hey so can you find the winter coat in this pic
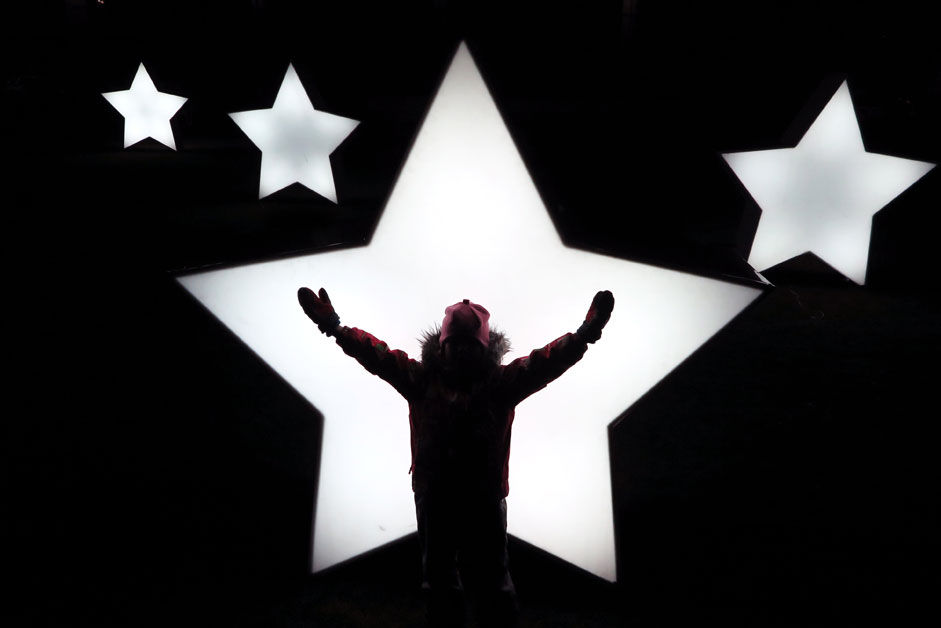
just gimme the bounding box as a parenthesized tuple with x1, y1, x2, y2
(331, 324, 590, 500)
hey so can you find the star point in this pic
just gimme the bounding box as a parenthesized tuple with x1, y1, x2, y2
(228, 63, 360, 202)
(723, 81, 935, 284)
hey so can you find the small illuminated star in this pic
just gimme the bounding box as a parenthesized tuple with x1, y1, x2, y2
(229, 64, 360, 202)
(723, 81, 935, 284)
(179, 44, 762, 581)
(101, 63, 188, 150)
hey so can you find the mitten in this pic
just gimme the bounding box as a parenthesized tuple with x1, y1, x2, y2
(298, 287, 341, 336)
(576, 290, 614, 343)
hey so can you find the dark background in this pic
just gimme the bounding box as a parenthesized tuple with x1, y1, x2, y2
(8, 1, 939, 626)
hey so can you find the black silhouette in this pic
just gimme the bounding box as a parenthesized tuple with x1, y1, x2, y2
(298, 287, 614, 627)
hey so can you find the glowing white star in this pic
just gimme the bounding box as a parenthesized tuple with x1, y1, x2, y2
(228, 64, 360, 201)
(101, 63, 188, 150)
(178, 44, 762, 581)
(723, 81, 935, 284)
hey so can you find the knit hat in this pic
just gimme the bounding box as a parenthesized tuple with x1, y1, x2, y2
(440, 299, 490, 348)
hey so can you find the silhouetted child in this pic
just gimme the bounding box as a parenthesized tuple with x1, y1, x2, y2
(298, 287, 614, 628)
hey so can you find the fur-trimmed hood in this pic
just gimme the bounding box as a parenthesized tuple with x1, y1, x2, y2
(419, 324, 511, 367)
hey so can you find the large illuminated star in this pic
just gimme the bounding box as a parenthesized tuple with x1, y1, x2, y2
(178, 44, 762, 581)
(723, 81, 935, 284)
(229, 64, 360, 201)
(102, 63, 188, 150)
